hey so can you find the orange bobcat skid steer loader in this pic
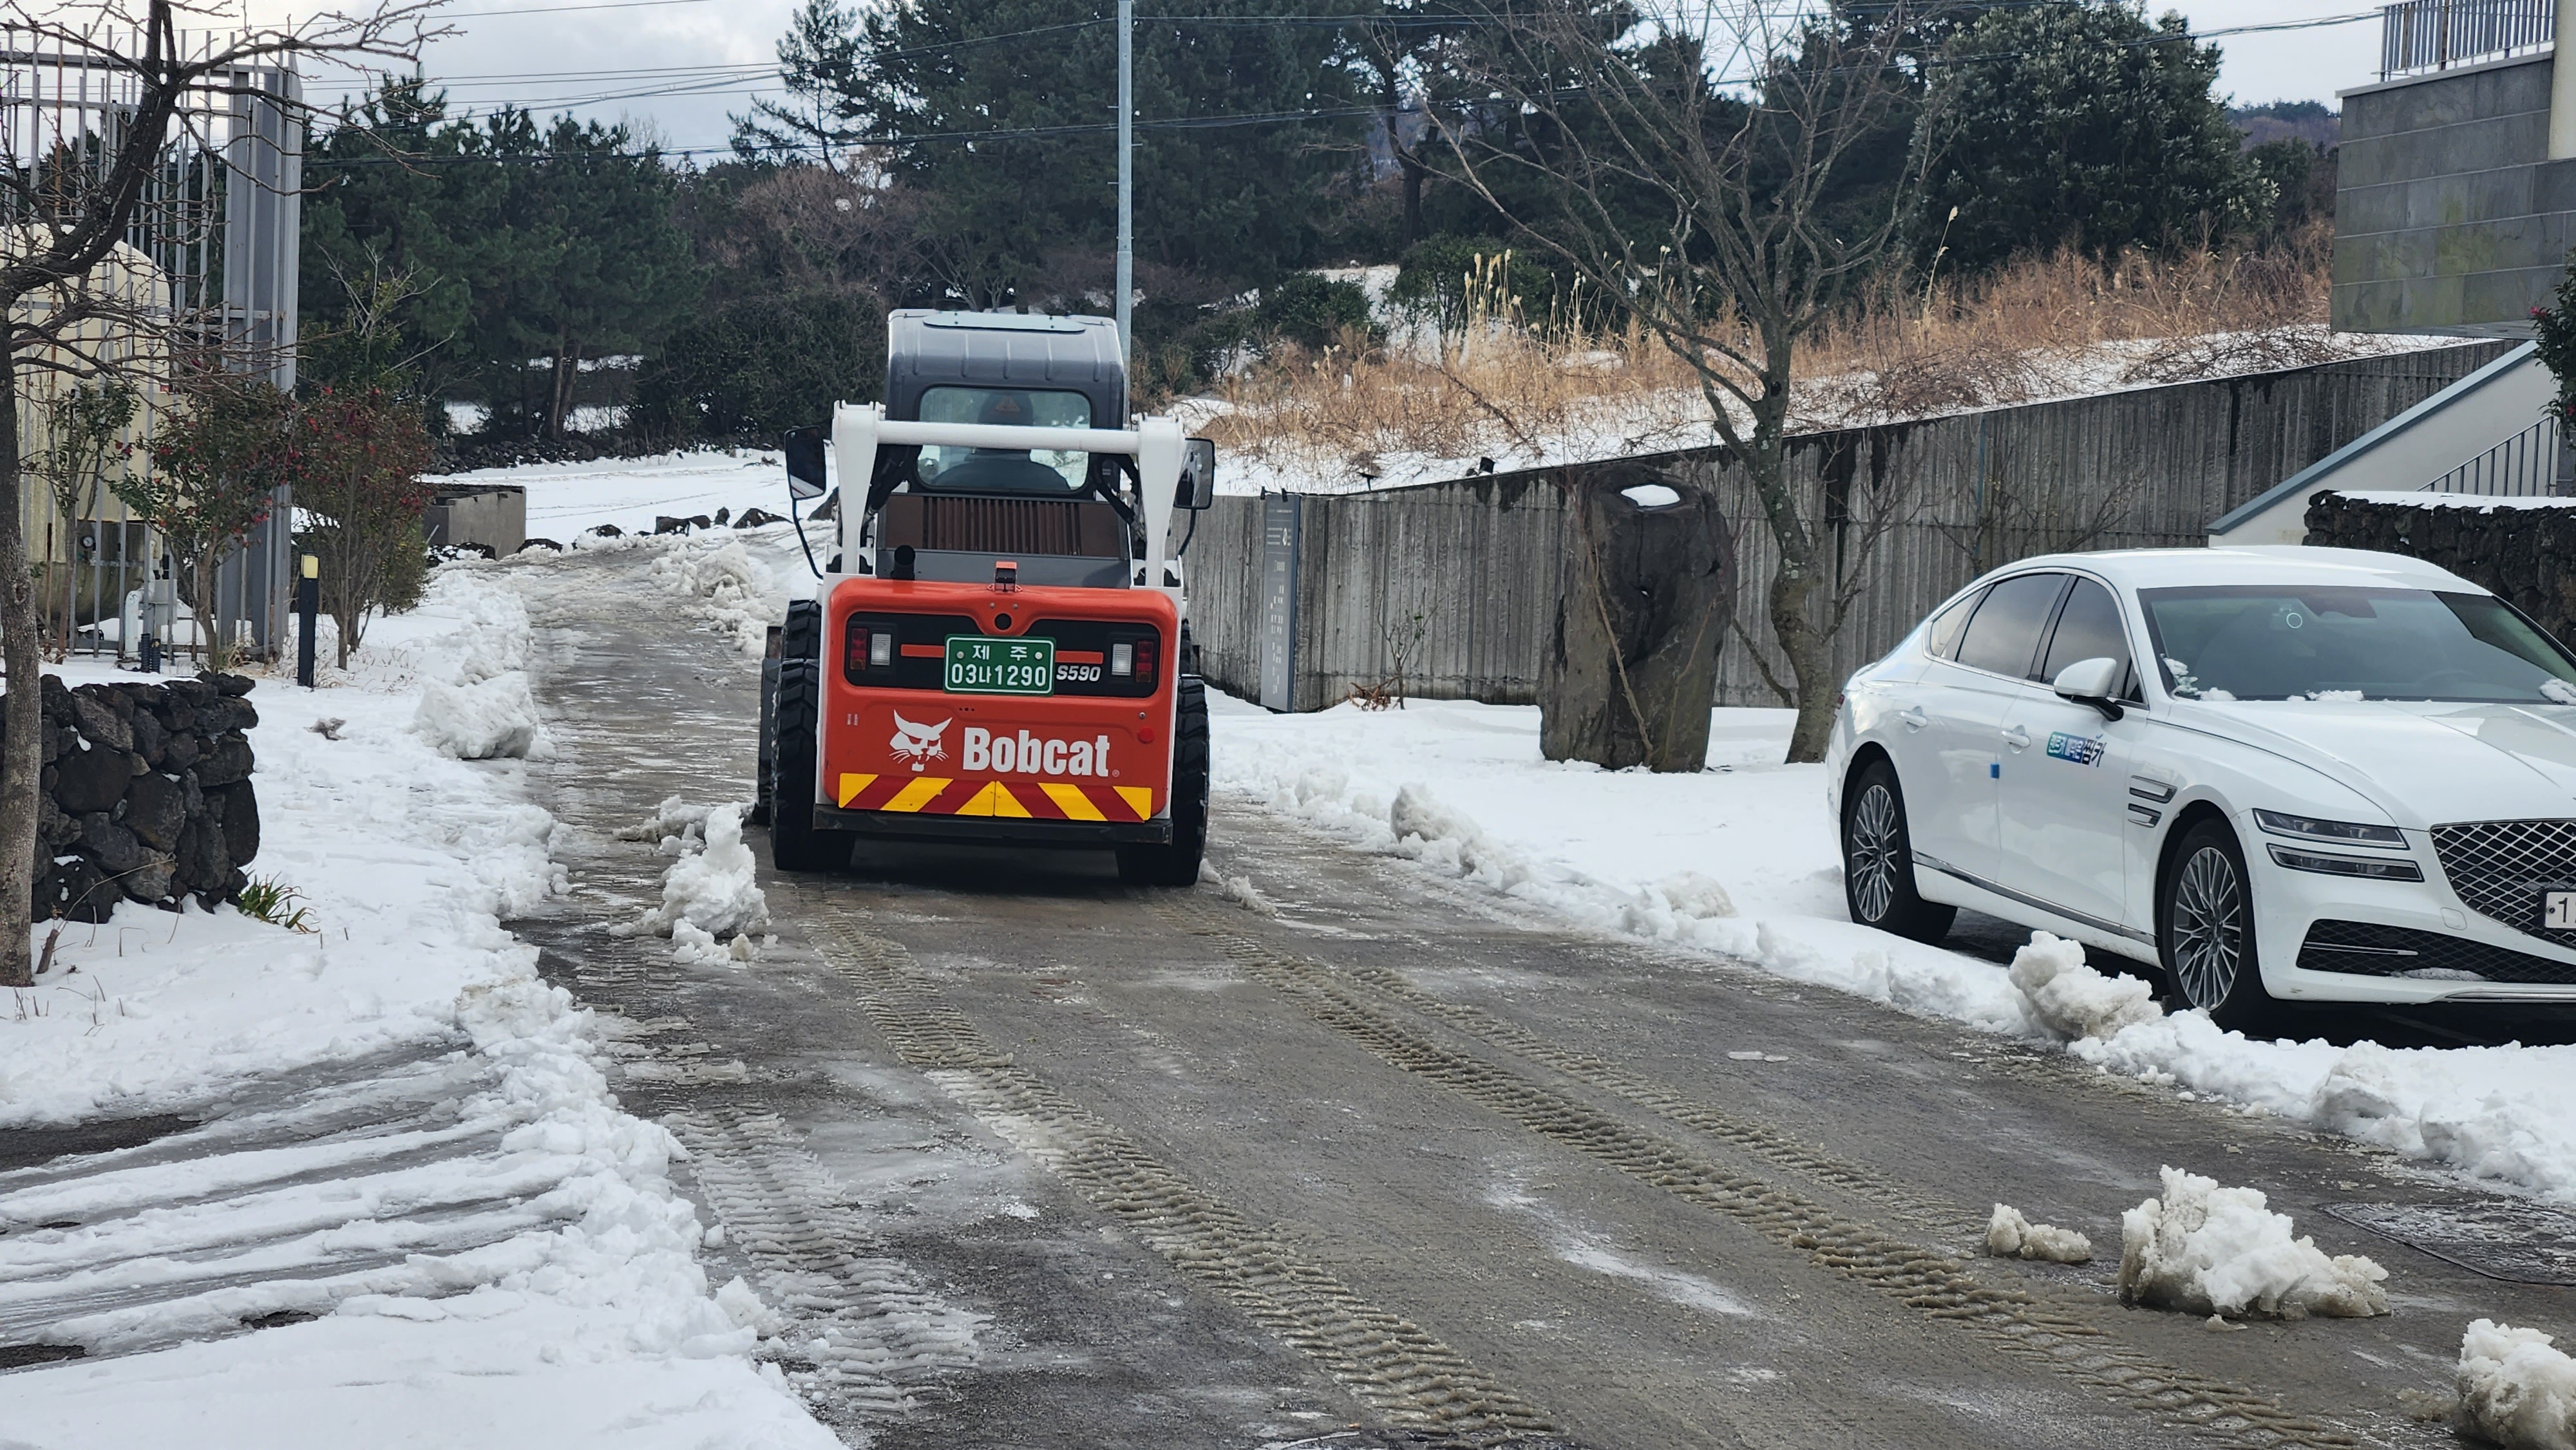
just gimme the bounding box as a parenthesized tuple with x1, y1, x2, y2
(757, 310, 1214, 884)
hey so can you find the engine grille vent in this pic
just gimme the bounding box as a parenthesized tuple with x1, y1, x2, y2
(883, 494, 1123, 558)
(2298, 919, 2576, 985)
(2430, 818, 2576, 950)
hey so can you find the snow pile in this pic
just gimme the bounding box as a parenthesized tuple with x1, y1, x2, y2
(2009, 932, 2162, 1041)
(1986, 1204, 2094, 1263)
(1213, 693, 2576, 1205)
(617, 793, 714, 853)
(367, 567, 535, 690)
(2116, 1165, 2389, 1319)
(0, 569, 833, 1445)
(621, 803, 770, 961)
(1217, 699, 2035, 1037)
(2458, 1319, 2576, 1450)
(415, 671, 549, 760)
(650, 538, 780, 657)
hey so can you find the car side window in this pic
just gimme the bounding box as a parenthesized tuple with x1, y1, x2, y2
(1924, 587, 1988, 661)
(2039, 578, 2136, 692)
(1954, 573, 2069, 679)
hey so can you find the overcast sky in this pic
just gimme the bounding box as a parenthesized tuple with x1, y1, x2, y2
(264, 0, 2389, 160)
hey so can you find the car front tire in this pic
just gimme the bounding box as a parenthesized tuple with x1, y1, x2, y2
(2161, 820, 2275, 1033)
(1842, 758, 1955, 945)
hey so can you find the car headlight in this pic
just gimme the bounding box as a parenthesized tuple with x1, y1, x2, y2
(2252, 809, 2407, 849)
(2265, 845, 2425, 881)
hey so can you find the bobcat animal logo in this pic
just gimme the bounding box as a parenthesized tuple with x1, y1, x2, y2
(889, 713, 951, 771)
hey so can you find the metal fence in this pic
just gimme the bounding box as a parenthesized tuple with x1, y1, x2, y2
(2420, 414, 2571, 494)
(2381, 0, 2557, 79)
(1, 27, 300, 663)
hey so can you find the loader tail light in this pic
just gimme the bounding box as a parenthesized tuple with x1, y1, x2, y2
(846, 624, 893, 673)
(1110, 641, 1135, 677)
(1133, 636, 1158, 681)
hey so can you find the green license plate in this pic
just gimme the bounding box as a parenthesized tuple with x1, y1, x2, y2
(943, 636, 1055, 695)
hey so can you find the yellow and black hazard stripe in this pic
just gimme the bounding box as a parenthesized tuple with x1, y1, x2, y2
(835, 773, 1157, 822)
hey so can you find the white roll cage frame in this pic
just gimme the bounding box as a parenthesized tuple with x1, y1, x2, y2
(829, 402, 1186, 596)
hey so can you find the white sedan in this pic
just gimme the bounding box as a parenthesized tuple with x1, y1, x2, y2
(1826, 546, 2576, 1028)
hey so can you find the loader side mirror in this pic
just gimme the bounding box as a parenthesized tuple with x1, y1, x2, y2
(1179, 438, 1216, 510)
(782, 426, 828, 501)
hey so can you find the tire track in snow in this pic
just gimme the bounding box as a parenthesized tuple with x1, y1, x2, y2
(807, 905, 1566, 1449)
(659, 1106, 983, 1426)
(1161, 898, 2377, 1450)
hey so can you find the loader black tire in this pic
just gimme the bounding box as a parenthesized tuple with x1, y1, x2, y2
(768, 658, 837, 872)
(782, 599, 822, 661)
(1117, 675, 1209, 887)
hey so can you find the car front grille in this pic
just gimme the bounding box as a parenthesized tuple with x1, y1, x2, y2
(2298, 919, 2576, 985)
(2430, 818, 2576, 950)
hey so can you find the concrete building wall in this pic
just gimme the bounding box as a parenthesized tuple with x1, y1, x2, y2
(2336, 53, 2576, 335)
(1192, 344, 2508, 711)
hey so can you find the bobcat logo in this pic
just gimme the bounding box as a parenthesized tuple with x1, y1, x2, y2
(889, 713, 951, 771)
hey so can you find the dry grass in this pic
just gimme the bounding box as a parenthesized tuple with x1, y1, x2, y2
(1199, 225, 2344, 490)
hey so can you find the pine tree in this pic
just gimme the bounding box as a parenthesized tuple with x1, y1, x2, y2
(1916, 4, 2264, 272)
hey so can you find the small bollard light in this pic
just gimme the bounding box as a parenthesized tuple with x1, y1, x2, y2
(296, 553, 320, 689)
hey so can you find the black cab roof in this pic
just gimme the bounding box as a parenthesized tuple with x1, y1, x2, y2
(884, 310, 1127, 427)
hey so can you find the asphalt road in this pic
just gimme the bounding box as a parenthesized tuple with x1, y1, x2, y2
(510, 549, 2570, 1449)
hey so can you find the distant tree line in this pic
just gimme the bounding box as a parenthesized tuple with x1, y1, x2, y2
(295, 0, 2338, 453)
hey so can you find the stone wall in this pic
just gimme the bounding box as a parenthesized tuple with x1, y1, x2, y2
(2302, 491, 2576, 642)
(30, 672, 261, 921)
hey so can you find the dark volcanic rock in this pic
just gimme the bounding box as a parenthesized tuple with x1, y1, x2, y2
(56, 744, 142, 813)
(68, 689, 131, 753)
(194, 734, 253, 788)
(34, 856, 114, 923)
(208, 782, 260, 865)
(124, 773, 187, 851)
(77, 813, 144, 876)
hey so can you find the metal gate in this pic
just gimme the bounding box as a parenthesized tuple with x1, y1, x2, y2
(1, 27, 299, 663)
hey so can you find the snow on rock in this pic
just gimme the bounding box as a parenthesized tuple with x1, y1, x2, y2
(622, 803, 770, 959)
(415, 671, 550, 760)
(1986, 1204, 2094, 1263)
(2458, 1318, 2576, 1450)
(2116, 1165, 2389, 1319)
(2009, 932, 2162, 1041)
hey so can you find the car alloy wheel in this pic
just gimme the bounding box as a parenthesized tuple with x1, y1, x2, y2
(2171, 843, 2244, 1010)
(1848, 782, 1901, 925)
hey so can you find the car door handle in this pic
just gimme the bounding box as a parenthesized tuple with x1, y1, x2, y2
(2002, 725, 2032, 749)
(1899, 707, 1929, 732)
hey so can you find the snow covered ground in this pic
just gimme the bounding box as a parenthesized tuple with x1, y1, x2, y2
(1211, 693, 2576, 1207)
(440, 449, 815, 543)
(0, 569, 833, 1448)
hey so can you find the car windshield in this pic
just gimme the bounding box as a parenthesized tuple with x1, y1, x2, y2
(2140, 585, 2576, 703)
(915, 386, 1091, 494)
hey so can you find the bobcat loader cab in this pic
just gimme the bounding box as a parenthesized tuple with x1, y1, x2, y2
(757, 310, 1215, 884)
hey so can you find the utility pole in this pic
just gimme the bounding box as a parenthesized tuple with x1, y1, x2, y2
(1116, 0, 1133, 368)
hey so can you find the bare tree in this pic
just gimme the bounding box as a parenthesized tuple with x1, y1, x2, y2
(0, 0, 438, 986)
(1434, 2, 1946, 763)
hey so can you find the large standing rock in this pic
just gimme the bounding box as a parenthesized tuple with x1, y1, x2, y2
(1538, 465, 1735, 773)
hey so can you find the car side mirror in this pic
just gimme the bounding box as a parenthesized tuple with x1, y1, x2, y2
(782, 426, 828, 501)
(1179, 438, 1215, 510)
(2052, 656, 2125, 721)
